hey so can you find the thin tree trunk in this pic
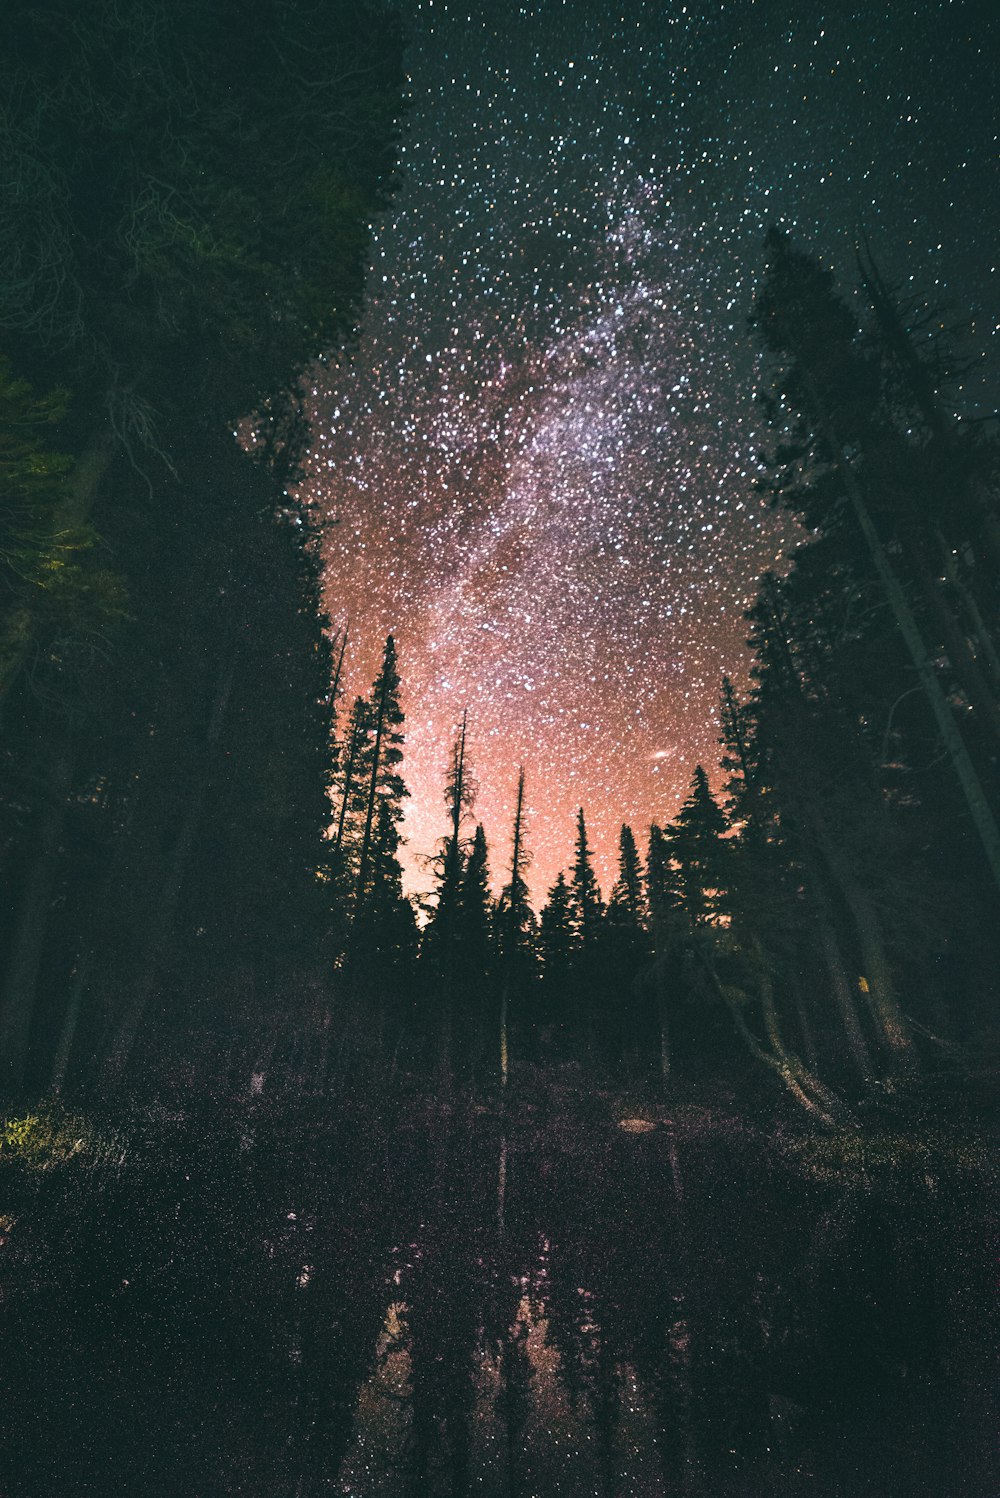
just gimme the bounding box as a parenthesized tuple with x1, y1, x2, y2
(499, 983, 509, 1091)
(330, 627, 348, 726)
(702, 947, 843, 1127)
(806, 810, 917, 1076)
(354, 672, 389, 909)
(436, 717, 467, 1096)
(790, 973, 820, 1071)
(753, 948, 846, 1121)
(334, 732, 360, 851)
(104, 789, 202, 1082)
(0, 742, 75, 1097)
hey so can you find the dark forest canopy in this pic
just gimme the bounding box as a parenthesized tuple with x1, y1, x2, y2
(0, 0, 401, 400)
(0, 0, 405, 1098)
(0, 0, 403, 697)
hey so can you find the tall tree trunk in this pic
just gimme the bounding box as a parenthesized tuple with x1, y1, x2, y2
(790, 973, 820, 1071)
(333, 732, 360, 852)
(0, 742, 75, 1098)
(805, 808, 917, 1076)
(753, 943, 845, 1121)
(330, 626, 348, 730)
(354, 673, 389, 909)
(436, 716, 467, 1095)
(702, 945, 844, 1127)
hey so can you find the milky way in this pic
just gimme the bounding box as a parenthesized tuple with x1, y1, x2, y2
(303, 0, 998, 901)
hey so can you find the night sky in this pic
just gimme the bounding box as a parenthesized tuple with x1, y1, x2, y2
(303, 0, 997, 901)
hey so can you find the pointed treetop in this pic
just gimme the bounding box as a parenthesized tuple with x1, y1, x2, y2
(539, 868, 575, 976)
(608, 823, 646, 927)
(497, 769, 534, 954)
(570, 806, 604, 942)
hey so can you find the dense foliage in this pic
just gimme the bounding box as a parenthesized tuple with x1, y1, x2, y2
(0, 0, 404, 1097)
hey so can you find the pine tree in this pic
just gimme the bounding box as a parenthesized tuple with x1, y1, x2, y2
(496, 769, 535, 963)
(569, 807, 604, 953)
(355, 635, 408, 911)
(421, 714, 476, 976)
(668, 767, 729, 929)
(453, 822, 495, 1072)
(332, 696, 373, 858)
(604, 824, 649, 971)
(720, 560, 933, 1098)
(0, 2, 405, 1098)
(720, 666, 876, 1084)
(607, 825, 647, 928)
(601, 825, 649, 1070)
(640, 825, 683, 1087)
(455, 823, 494, 988)
(645, 824, 684, 945)
(328, 624, 349, 753)
(495, 769, 536, 1088)
(421, 715, 479, 1089)
(351, 799, 417, 994)
(540, 872, 575, 994)
(0, 0, 404, 703)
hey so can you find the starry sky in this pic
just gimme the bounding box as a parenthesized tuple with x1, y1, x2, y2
(303, 0, 998, 903)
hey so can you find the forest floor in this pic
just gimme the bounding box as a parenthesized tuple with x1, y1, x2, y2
(1, 1050, 997, 1177)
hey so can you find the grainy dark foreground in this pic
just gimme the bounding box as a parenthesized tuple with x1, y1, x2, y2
(0, 1075, 994, 1497)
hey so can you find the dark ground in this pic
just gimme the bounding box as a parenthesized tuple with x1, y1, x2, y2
(0, 1067, 995, 1497)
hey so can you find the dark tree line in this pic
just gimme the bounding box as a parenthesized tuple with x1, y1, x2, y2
(0, 0, 404, 1100)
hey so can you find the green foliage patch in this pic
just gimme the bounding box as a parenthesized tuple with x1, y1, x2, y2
(0, 1106, 124, 1169)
